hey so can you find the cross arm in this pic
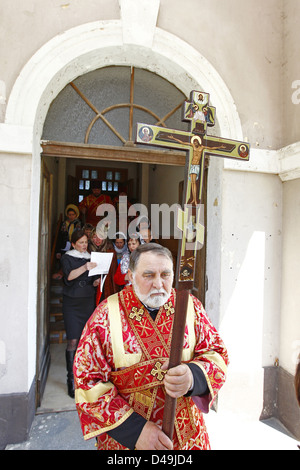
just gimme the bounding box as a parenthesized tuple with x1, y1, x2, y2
(136, 123, 191, 150)
(201, 136, 250, 161)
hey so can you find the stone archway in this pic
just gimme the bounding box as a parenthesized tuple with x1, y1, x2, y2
(5, 3, 244, 394)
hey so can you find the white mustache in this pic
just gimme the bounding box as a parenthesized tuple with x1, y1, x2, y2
(149, 289, 167, 295)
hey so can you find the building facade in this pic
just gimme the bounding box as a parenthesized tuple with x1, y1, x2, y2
(0, 0, 300, 448)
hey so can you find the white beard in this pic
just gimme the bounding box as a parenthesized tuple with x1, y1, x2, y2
(132, 277, 170, 309)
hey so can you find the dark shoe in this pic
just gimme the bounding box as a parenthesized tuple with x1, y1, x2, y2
(65, 350, 76, 398)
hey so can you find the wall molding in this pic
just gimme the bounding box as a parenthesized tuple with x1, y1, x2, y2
(0, 123, 33, 155)
(5, 3, 243, 141)
(224, 142, 300, 181)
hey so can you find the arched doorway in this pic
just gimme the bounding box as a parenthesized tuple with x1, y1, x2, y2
(39, 65, 211, 409)
(5, 16, 243, 414)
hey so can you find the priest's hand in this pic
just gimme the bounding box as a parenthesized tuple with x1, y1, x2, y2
(135, 421, 173, 450)
(162, 361, 193, 398)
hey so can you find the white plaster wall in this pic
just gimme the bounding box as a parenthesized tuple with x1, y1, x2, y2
(0, 0, 286, 149)
(280, 178, 300, 374)
(158, 0, 284, 150)
(0, 153, 32, 393)
(283, 0, 300, 147)
(1, 1, 245, 394)
(148, 165, 184, 207)
(0, 1, 299, 417)
(0, 0, 121, 99)
(214, 168, 282, 418)
(220, 170, 282, 365)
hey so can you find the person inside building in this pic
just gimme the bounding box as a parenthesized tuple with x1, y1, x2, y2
(79, 179, 112, 227)
(73, 243, 229, 450)
(139, 227, 157, 244)
(82, 223, 94, 240)
(56, 204, 82, 256)
(113, 231, 129, 264)
(60, 229, 100, 398)
(52, 204, 82, 280)
(88, 227, 119, 304)
(136, 215, 150, 233)
(114, 234, 140, 288)
(135, 215, 158, 244)
(113, 190, 132, 218)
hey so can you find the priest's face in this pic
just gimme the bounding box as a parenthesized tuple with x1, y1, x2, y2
(128, 252, 174, 308)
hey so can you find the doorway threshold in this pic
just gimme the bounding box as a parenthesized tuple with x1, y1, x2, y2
(36, 343, 76, 415)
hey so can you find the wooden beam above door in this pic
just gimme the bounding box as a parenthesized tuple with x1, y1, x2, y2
(41, 141, 186, 167)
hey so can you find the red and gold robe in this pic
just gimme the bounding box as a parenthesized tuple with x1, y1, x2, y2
(74, 285, 229, 450)
(79, 193, 112, 226)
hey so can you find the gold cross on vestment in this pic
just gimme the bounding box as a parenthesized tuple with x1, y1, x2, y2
(164, 302, 175, 317)
(150, 361, 166, 381)
(129, 306, 144, 322)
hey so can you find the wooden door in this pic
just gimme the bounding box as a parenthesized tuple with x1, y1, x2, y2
(36, 160, 53, 407)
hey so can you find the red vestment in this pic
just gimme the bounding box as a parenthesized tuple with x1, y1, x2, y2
(79, 193, 112, 226)
(74, 285, 229, 450)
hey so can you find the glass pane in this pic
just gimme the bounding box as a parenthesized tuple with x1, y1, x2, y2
(79, 179, 84, 190)
(102, 181, 107, 191)
(115, 171, 121, 181)
(85, 180, 90, 190)
(106, 171, 113, 180)
(91, 170, 98, 179)
(78, 195, 84, 203)
(108, 182, 113, 191)
(114, 182, 118, 192)
(82, 169, 89, 179)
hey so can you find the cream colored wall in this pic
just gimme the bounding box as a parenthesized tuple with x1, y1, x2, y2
(148, 164, 185, 237)
(0, 0, 120, 101)
(148, 165, 184, 206)
(283, 0, 300, 147)
(280, 178, 300, 374)
(159, 0, 284, 149)
(204, 161, 284, 418)
(0, 0, 299, 416)
(0, 153, 31, 393)
(0, 0, 288, 149)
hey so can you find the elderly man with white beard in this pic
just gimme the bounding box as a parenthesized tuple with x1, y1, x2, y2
(73, 243, 229, 451)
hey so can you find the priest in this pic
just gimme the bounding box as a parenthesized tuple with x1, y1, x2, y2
(79, 179, 112, 227)
(73, 243, 229, 450)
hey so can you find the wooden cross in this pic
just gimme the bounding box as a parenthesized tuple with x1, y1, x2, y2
(136, 90, 250, 439)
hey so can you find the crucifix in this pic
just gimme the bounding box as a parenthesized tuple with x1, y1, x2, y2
(135, 90, 250, 439)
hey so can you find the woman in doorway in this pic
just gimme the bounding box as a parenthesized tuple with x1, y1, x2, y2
(61, 229, 100, 398)
(88, 227, 119, 303)
(114, 234, 140, 288)
(53, 204, 81, 279)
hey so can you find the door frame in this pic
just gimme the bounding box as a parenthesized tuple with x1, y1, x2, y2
(41, 141, 186, 166)
(41, 141, 208, 305)
(36, 160, 53, 407)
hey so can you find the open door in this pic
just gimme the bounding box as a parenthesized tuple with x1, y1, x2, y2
(36, 160, 53, 407)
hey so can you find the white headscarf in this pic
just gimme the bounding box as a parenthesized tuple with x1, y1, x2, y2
(113, 232, 128, 256)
